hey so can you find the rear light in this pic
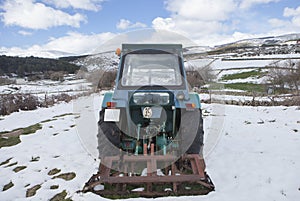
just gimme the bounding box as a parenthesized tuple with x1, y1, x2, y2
(185, 103, 196, 110)
(106, 102, 116, 108)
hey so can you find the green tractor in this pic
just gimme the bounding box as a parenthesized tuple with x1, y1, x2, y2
(84, 44, 214, 198)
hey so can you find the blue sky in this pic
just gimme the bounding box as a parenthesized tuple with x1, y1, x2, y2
(0, 0, 300, 57)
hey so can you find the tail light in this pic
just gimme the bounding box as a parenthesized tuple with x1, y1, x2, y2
(185, 103, 196, 111)
(106, 102, 117, 108)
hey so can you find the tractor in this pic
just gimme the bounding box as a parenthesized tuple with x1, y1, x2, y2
(83, 44, 214, 198)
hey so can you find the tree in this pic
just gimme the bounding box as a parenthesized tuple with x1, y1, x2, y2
(268, 59, 300, 94)
(185, 62, 215, 88)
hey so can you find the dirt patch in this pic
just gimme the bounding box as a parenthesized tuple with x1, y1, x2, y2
(5, 161, 17, 167)
(52, 172, 76, 181)
(26, 184, 41, 197)
(13, 166, 27, 172)
(50, 185, 59, 190)
(2, 181, 14, 191)
(49, 190, 72, 201)
(0, 157, 13, 166)
(48, 168, 61, 176)
(0, 136, 21, 148)
(30, 156, 40, 162)
(1, 129, 23, 138)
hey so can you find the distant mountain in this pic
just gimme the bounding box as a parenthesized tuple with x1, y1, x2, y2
(2, 33, 300, 73)
(68, 33, 300, 72)
(219, 33, 300, 47)
(0, 49, 76, 59)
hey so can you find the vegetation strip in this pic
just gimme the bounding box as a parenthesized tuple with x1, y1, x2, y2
(224, 83, 265, 92)
(0, 123, 42, 148)
(221, 70, 263, 81)
(53, 113, 75, 118)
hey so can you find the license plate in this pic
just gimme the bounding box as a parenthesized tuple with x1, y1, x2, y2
(104, 109, 120, 122)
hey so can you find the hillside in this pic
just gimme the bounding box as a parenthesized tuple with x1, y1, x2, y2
(0, 55, 80, 77)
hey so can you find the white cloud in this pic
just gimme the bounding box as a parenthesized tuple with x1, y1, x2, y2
(267, 6, 300, 34)
(165, 0, 237, 21)
(284, 6, 300, 17)
(152, 17, 176, 30)
(116, 19, 147, 30)
(44, 32, 116, 54)
(268, 18, 287, 28)
(239, 0, 281, 9)
(0, 0, 87, 29)
(0, 32, 116, 57)
(151, 0, 294, 46)
(151, 0, 237, 45)
(18, 30, 33, 36)
(42, 0, 104, 11)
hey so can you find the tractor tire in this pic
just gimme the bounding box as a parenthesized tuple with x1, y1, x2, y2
(97, 109, 120, 159)
(180, 109, 204, 154)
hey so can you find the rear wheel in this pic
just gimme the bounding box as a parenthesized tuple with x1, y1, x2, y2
(180, 109, 204, 154)
(97, 110, 120, 159)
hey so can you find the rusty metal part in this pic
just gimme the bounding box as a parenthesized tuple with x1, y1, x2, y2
(81, 154, 214, 198)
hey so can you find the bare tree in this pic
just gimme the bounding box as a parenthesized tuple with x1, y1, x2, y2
(86, 69, 117, 90)
(186, 62, 216, 88)
(268, 59, 300, 94)
(87, 69, 105, 91)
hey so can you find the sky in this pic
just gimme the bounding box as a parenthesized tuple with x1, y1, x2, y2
(0, 0, 300, 57)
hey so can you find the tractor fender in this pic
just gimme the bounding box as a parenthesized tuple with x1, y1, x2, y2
(188, 92, 201, 108)
(101, 92, 113, 109)
(175, 92, 201, 109)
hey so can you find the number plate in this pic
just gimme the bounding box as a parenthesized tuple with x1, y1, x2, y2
(143, 107, 152, 118)
(104, 109, 120, 122)
(142, 107, 162, 118)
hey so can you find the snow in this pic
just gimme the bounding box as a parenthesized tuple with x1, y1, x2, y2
(0, 95, 102, 200)
(73, 51, 119, 72)
(0, 79, 92, 96)
(189, 58, 273, 70)
(203, 105, 300, 201)
(0, 93, 299, 201)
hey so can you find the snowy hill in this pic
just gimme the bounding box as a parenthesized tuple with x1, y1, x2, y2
(1, 32, 300, 60)
(69, 33, 300, 74)
(0, 49, 76, 59)
(72, 51, 119, 72)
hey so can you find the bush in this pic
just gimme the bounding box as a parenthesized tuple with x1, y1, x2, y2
(0, 94, 39, 115)
(0, 77, 15, 85)
(0, 93, 79, 116)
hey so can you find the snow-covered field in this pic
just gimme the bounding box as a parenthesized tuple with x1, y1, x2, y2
(0, 79, 92, 96)
(1, 93, 299, 201)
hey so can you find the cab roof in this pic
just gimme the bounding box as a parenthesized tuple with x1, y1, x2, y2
(121, 44, 182, 55)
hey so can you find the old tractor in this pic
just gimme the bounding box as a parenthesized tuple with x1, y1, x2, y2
(83, 44, 214, 198)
